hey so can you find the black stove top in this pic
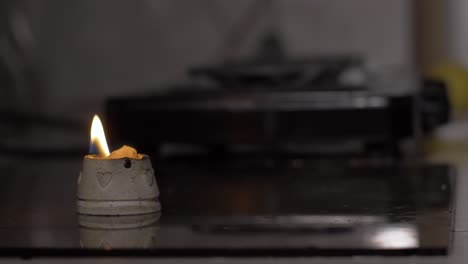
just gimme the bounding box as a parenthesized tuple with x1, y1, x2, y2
(0, 157, 455, 257)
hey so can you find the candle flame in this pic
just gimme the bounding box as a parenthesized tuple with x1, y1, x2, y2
(90, 115, 110, 157)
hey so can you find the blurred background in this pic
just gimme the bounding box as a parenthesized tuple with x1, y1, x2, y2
(0, 0, 465, 259)
(0, 0, 413, 114)
(0, 0, 466, 160)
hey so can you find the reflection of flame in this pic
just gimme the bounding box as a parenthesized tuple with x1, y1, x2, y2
(90, 115, 110, 157)
(371, 226, 419, 249)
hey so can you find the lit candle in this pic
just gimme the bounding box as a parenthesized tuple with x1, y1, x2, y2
(77, 115, 161, 216)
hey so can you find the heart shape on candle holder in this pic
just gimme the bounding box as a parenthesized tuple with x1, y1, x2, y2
(96, 169, 112, 189)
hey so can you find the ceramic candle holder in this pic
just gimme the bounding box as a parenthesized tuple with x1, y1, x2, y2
(77, 154, 161, 215)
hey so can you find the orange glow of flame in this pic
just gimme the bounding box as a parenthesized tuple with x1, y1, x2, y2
(90, 115, 110, 157)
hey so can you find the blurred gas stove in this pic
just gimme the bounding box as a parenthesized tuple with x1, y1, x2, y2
(106, 56, 450, 161)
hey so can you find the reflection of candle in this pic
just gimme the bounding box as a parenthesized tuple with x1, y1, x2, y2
(77, 115, 161, 216)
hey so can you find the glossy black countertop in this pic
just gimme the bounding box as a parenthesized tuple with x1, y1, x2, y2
(0, 157, 454, 257)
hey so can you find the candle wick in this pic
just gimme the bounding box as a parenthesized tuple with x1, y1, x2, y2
(89, 143, 98, 155)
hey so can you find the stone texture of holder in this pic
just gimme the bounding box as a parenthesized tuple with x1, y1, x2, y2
(77, 154, 161, 215)
(79, 213, 160, 249)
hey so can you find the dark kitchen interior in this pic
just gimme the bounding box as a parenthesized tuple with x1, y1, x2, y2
(0, 1, 467, 263)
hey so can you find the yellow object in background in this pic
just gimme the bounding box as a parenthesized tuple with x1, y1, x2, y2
(429, 63, 468, 117)
(424, 63, 468, 160)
